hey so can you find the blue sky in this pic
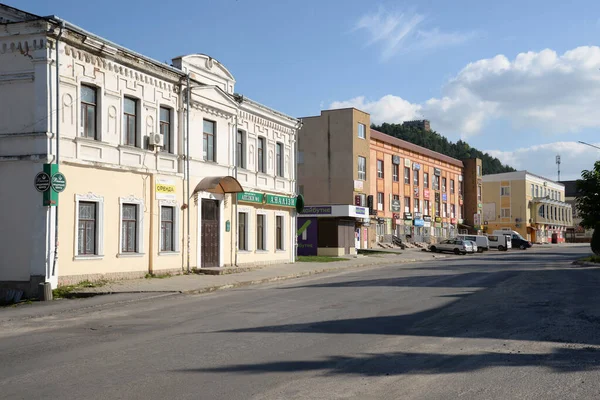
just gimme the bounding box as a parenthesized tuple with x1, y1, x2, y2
(17, 0, 600, 180)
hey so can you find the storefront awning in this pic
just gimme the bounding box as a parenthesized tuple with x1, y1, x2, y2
(192, 176, 244, 195)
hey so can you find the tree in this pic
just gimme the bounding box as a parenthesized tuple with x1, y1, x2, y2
(575, 161, 600, 255)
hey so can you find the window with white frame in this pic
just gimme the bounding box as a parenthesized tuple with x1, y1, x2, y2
(451, 204, 456, 218)
(81, 85, 98, 139)
(257, 137, 265, 173)
(477, 185, 482, 201)
(75, 194, 104, 257)
(531, 184, 534, 197)
(276, 215, 284, 250)
(358, 123, 366, 139)
(358, 156, 366, 180)
(276, 142, 284, 177)
(413, 170, 419, 186)
(501, 186, 510, 196)
(377, 159, 384, 179)
(404, 197, 411, 213)
(424, 200, 430, 215)
(414, 198, 420, 213)
(377, 192, 384, 210)
(424, 172, 429, 188)
(160, 202, 179, 253)
(123, 97, 138, 147)
(404, 167, 410, 184)
(450, 179, 455, 194)
(160, 107, 172, 153)
(237, 130, 246, 169)
(203, 120, 216, 162)
(256, 213, 266, 251)
(501, 208, 510, 218)
(119, 197, 144, 255)
(393, 164, 399, 182)
(443, 203, 447, 218)
(442, 177, 447, 193)
(238, 212, 248, 251)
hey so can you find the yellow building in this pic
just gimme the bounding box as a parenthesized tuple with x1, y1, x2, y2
(482, 171, 573, 243)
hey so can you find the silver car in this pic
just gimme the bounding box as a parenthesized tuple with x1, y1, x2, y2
(465, 240, 477, 253)
(429, 239, 470, 255)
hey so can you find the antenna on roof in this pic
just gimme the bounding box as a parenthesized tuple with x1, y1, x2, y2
(556, 155, 561, 182)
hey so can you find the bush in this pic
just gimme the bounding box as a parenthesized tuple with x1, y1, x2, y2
(592, 225, 600, 256)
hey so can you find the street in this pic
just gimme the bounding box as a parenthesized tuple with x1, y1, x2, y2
(1, 245, 599, 400)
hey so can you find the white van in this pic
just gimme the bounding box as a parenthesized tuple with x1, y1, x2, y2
(487, 234, 512, 251)
(457, 234, 490, 252)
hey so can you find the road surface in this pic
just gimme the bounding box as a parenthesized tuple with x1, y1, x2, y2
(1, 245, 599, 399)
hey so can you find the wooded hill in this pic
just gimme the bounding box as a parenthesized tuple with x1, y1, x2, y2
(373, 123, 516, 175)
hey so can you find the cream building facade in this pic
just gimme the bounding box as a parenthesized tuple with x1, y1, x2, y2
(0, 5, 299, 296)
(482, 171, 572, 243)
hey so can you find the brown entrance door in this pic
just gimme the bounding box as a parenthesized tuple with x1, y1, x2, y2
(201, 199, 219, 268)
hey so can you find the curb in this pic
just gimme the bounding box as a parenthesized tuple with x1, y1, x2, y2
(571, 260, 600, 267)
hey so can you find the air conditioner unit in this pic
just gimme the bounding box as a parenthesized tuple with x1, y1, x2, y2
(148, 133, 164, 147)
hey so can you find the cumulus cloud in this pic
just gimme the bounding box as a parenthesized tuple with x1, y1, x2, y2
(331, 46, 600, 138)
(354, 7, 474, 60)
(486, 142, 600, 181)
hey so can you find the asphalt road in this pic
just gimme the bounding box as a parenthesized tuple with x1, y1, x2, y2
(1, 245, 598, 400)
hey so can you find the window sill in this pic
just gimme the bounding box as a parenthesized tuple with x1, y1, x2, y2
(256, 250, 269, 254)
(275, 249, 286, 253)
(118, 144, 145, 152)
(75, 136, 104, 144)
(237, 250, 251, 254)
(73, 255, 104, 261)
(117, 253, 145, 258)
(158, 251, 180, 256)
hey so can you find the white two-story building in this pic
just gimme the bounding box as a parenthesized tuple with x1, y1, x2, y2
(0, 4, 299, 297)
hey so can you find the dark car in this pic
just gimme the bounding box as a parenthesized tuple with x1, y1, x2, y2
(511, 236, 532, 250)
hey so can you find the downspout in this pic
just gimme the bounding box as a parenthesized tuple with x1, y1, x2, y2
(186, 73, 191, 274)
(234, 113, 239, 267)
(51, 21, 65, 278)
(149, 172, 155, 275)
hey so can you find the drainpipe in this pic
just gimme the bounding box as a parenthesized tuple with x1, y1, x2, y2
(186, 73, 191, 274)
(234, 114, 239, 267)
(149, 172, 155, 275)
(51, 21, 65, 278)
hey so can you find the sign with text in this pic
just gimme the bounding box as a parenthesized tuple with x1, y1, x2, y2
(297, 217, 318, 256)
(34, 172, 51, 192)
(392, 155, 400, 165)
(300, 206, 332, 215)
(266, 194, 296, 207)
(156, 178, 176, 200)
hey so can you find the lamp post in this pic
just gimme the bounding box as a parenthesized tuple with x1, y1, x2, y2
(578, 141, 600, 151)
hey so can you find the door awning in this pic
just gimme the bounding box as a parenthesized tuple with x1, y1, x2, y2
(192, 176, 244, 195)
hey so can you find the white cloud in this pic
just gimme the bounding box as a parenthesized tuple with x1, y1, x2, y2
(354, 7, 473, 60)
(330, 46, 600, 138)
(486, 142, 600, 181)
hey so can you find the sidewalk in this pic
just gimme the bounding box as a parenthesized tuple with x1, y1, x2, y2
(72, 249, 444, 295)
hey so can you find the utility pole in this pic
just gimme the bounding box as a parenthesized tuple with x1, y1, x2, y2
(578, 141, 600, 151)
(556, 155, 561, 182)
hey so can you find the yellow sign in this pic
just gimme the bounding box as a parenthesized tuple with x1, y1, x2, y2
(156, 178, 176, 200)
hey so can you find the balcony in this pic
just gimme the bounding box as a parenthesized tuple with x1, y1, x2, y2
(531, 197, 573, 227)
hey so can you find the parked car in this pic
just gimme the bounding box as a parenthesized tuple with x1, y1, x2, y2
(465, 240, 478, 253)
(491, 229, 532, 250)
(457, 234, 489, 252)
(487, 234, 512, 251)
(429, 239, 470, 255)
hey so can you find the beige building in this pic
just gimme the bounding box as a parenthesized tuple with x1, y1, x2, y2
(297, 108, 371, 255)
(482, 171, 572, 243)
(0, 5, 299, 296)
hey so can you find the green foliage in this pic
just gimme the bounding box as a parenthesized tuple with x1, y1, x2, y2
(372, 123, 516, 175)
(576, 161, 600, 233)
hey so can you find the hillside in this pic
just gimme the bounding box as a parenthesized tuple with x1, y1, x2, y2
(373, 123, 516, 175)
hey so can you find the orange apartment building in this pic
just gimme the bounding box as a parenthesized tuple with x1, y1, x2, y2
(369, 129, 468, 244)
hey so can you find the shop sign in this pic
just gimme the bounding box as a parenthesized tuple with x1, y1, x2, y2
(393, 213, 400, 220)
(414, 219, 425, 227)
(474, 213, 482, 225)
(423, 215, 432, 222)
(355, 207, 366, 216)
(354, 180, 364, 191)
(451, 218, 457, 224)
(442, 222, 449, 228)
(413, 162, 421, 170)
(424, 221, 431, 228)
(392, 155, 400, 165)
(355, 195, 362, 206)
(404, 219, 413, 226)
(459, 198, 463, 206)
(434, 168, 441, 176)
(442, 193, 447, 202)
(435, 216, 442, 223)
(414, 212, 423, 220)
(34, 172, 51, 192)
(266, 194, 296, 207)
(237, 191, 264, 204)
(301, 206, 332, 215)
(404, 212, 413, 220)
(404, 158, 411, 167)
(423, 189, 430, 200)
(391, 199, 401, 212)
(156, 178, 176, 200)
(413, 187, 419, 197)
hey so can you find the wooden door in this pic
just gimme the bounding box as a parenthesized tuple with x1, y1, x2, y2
(201, 199, 219, 268)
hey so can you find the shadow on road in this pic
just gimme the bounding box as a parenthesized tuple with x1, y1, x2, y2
(175, 347, 600, 376)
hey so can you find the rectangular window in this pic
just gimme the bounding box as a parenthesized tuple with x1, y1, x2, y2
(258, 137, 265, 173)
(377, 160, 384, 179)
(459, 181, 463, 196)
(404, 197, 411, 213)
(413, 170, 419, 186)
(450, 179, 455, 194)
(443, 203, 447, 218)
(237, 130, 246, 169)
(358, 123, 366, 139)
(160, 107, 171, 153)
(404, 167, 410, 184)
(276, 216, 283, 250)
(433, 175, 440, 190)
(501, 208, 510, 218)
(424, 200, 430, 215)
(435, 200, 440, 217)
(393, 164, 399, 182)
(124, 97, 137, 146)
(276, 142, 283, 177)
(160, 206, 174, 252)
(203, 120, 215, 161)
(501, 186, 510, 196)
(121, 204, 138, 253)
(257, 214, 265, 250)
(81, 85, 97, 139)
(451, 204, 456, 218)
(414, 198, 420, 213)
(78, 202, 97, 255)
(477, 165, 482, 176)
(442, 177, 447, 193)
(477, 185, 482, 201)
(535, 186, 539, 197)
(393, 194, 400, 206)
(238, 212, 248, 251)
(531, 184, 534, 197)
(423, 172, 429, 188)
(358, 156, 366, 180)
(377, 192, 384, 210)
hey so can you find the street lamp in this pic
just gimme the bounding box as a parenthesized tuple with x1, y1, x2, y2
(578, 141, 600, 151)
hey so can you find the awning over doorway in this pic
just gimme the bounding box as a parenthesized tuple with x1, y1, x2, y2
(192, 176, 244, 195)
